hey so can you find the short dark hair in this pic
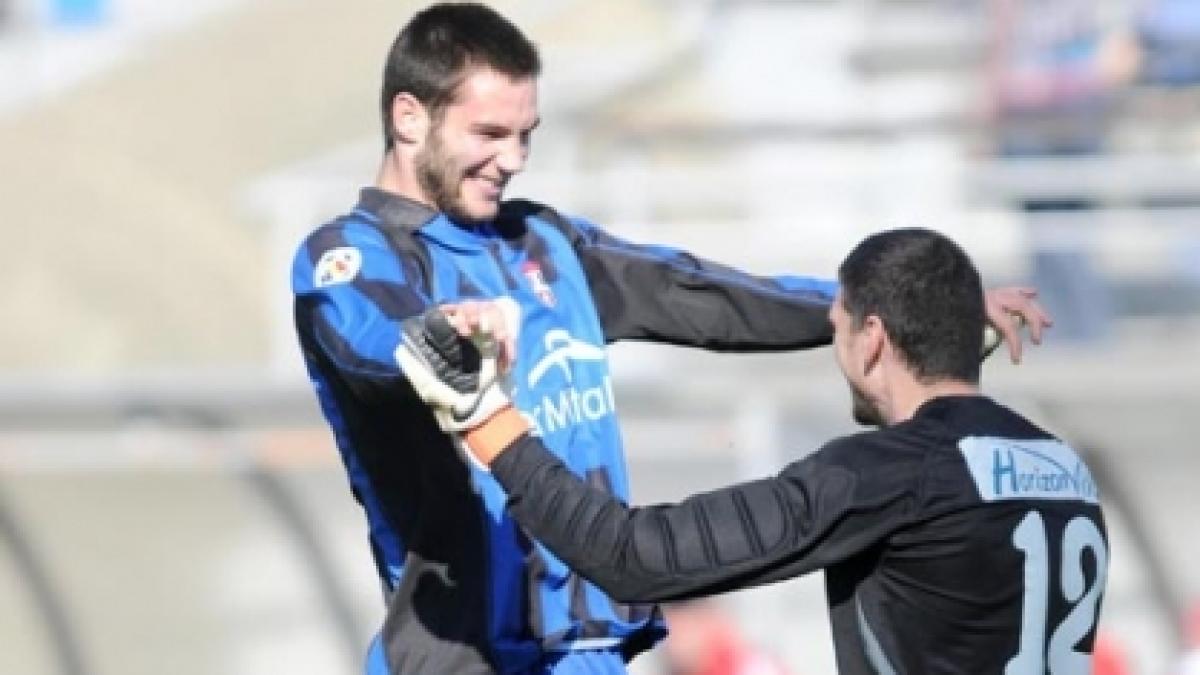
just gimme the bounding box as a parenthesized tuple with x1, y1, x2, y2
(380, 2, 541, 150)
(838, 228, 985, 383)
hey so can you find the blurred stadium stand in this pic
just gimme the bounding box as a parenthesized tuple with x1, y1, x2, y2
(3, 1, 1200, 674)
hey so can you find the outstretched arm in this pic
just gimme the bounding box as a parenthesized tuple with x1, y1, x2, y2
(463, 410, 909, 603)
(514, 203, 1051, 358)
(393, 305, 907, 603)
(519, 205, 837, 351)
(548, 211, 1051, 359)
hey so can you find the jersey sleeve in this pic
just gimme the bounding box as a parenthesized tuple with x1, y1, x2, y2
(291, 220, 432, 390)
(564, 216, 837, 350)
(490, 432, 921, 604)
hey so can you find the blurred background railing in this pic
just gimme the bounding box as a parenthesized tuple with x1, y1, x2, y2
(3, 0, 1200, 673)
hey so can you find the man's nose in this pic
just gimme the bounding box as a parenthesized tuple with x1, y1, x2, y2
(496, 138, 528, 176)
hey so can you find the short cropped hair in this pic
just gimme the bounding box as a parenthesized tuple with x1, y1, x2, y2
(838, 228, 986, 383)
(380, 2, 541, 149)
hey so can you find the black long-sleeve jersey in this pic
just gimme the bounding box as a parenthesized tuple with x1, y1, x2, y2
(490, 395, 1108, 674)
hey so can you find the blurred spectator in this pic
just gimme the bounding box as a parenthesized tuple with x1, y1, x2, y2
(986, 0, 1140, 343)
(987, 0, 1139, 156)
(662, 601, 791, 675)
(1135, 0, 1200, 86)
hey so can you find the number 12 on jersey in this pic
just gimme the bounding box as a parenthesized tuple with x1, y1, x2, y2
(1008, 511, 1108, 674)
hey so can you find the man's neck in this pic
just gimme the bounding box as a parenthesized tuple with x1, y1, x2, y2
(376, 150, 433, 208)
(888, 378, 980, 425)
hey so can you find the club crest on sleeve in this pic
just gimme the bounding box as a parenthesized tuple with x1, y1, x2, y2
(314, 247, 363, 288)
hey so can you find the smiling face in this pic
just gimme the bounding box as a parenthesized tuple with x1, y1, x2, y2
(413, 67, 539, 224)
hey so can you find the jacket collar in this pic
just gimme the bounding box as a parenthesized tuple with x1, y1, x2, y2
(354, 187, 438, 230)
(353, 187, 499, 252)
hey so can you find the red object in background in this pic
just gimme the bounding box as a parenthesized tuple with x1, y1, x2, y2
(1092, 630, 1131, 675)
(663, 602, 791, 675)
(1186, 599, 1200, 647)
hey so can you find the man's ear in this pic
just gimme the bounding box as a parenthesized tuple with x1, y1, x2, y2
(390, 93, 430, 145)
(861, 315, 885, 375)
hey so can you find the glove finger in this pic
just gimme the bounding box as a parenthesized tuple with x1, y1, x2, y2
(450, 354, 498, 419)
(424, 309, 466, 359)
(395, 342, 473, 408)
(477, 353, 498, 391)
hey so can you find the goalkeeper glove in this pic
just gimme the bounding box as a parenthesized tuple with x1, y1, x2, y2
(394, 304, 514, 433)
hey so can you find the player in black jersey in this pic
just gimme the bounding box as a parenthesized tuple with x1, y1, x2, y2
(398, 227, 1108, 674)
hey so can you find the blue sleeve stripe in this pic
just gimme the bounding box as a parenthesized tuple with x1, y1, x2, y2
(295, 218, 430, 376)
(307, 299, 402, 378)
(337, 221, 409, 285)
(777, 275, 840, 299)
(338, 221, 432, 316)
(306, 366, 407, 584)
(352, 207, 380, 223)
(352, 278, 428, 321)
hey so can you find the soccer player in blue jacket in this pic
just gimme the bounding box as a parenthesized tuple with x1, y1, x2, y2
(290, 4, 1050, 674)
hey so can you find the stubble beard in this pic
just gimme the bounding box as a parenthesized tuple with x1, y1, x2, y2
(850, 383, 885, 428)
(415, 131, 486, 225)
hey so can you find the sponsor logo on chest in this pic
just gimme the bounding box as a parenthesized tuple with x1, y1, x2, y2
(519, 329, 614, 435)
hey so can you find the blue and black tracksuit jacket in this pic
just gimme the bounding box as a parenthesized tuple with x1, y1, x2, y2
(291, 188, 836, 674)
